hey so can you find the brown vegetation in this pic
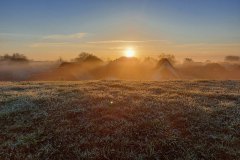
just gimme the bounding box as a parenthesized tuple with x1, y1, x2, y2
(0, 80, 240, 159)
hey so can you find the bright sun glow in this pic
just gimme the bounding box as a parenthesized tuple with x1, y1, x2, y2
(124, 48, 135, 58)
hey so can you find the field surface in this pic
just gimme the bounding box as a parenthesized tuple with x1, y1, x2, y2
(0, 80, 240, 159)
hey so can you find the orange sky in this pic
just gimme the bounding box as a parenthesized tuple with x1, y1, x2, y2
(1, 1, 240, 62)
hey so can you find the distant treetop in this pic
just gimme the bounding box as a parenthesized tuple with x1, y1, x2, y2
(225, 55, 240, 62)
(184, 58, 194, 63)
(0, 53, 29, 62)
(158, 53, 176, 64)
(73, 52, 103, 63)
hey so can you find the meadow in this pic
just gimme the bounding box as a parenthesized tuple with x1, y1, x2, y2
(0, 80, 240, 159)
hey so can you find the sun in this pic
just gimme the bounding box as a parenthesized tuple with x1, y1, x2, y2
(124, 48, 135, 58)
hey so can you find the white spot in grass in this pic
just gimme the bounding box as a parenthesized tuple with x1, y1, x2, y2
(110, 101, 113, 105)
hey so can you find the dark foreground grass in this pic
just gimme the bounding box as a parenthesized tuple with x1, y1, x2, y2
(0, 80, 240, 159)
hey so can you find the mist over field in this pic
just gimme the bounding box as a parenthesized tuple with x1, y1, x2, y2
(0, 61, 59, 81)
(0, 53, 240, 81)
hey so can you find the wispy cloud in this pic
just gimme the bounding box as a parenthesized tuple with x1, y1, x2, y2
(30, 42, 71, 47)
(174, 43, 240, 48)
(0, 32, 87, 40)
(30, 32, 88, 47)
(0, 33, 19, 37)
(88, 40, 169, 44)
(43, 32, 87, 40)
(0, 33, 37, 37)
(30, 42, 92, 48)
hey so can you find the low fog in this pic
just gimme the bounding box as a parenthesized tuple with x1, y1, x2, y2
(0, 53, 240, 81)
(0, 54, 60, 81)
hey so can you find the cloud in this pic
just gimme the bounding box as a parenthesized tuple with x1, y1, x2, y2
(30, 32, 88, 47)
(29, 42, 91, 48)
(0, 33, 37, 37)
(30, 42, 71, 47)
(43, 32, 87, 40)
(88, 40, 169, 44)
(0, 32, 87, 41)
(174, 43, 240, 48)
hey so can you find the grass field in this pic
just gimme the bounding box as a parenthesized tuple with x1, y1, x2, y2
(0, 80, 240, 159)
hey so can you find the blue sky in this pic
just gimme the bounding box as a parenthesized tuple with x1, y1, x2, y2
(0, 0, 240, 60)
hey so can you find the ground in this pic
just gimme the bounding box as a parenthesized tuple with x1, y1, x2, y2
(0, 80, 240, 159)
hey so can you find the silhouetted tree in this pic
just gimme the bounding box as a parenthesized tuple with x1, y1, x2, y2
(144, 56, 157, 64)
(225, 55, 240, 62)
(184, 58, 194, 63)
(0, 53, 29, 62)
(158, 53, 176, 64)
(73, 52, 103, 63)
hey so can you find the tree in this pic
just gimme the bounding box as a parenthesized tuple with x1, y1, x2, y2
(0, 53, 29, 62)
(73, 52, 103, 63)
(184, 58, 194, 63)
(225, 55, 240, 62)
(158, 53, 176, 64)
(144, 56, 157, 64)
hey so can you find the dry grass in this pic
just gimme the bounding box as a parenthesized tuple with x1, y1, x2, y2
(0, 80, 240, 159)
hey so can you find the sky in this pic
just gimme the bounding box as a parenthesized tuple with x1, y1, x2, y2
(0, 0, 240, 61)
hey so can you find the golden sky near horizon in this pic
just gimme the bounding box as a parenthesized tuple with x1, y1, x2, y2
(1, 36, 239, 62)
(0, 0, 240, 61)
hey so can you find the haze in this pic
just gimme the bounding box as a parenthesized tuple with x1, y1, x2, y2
(0, 0, 240, 61)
